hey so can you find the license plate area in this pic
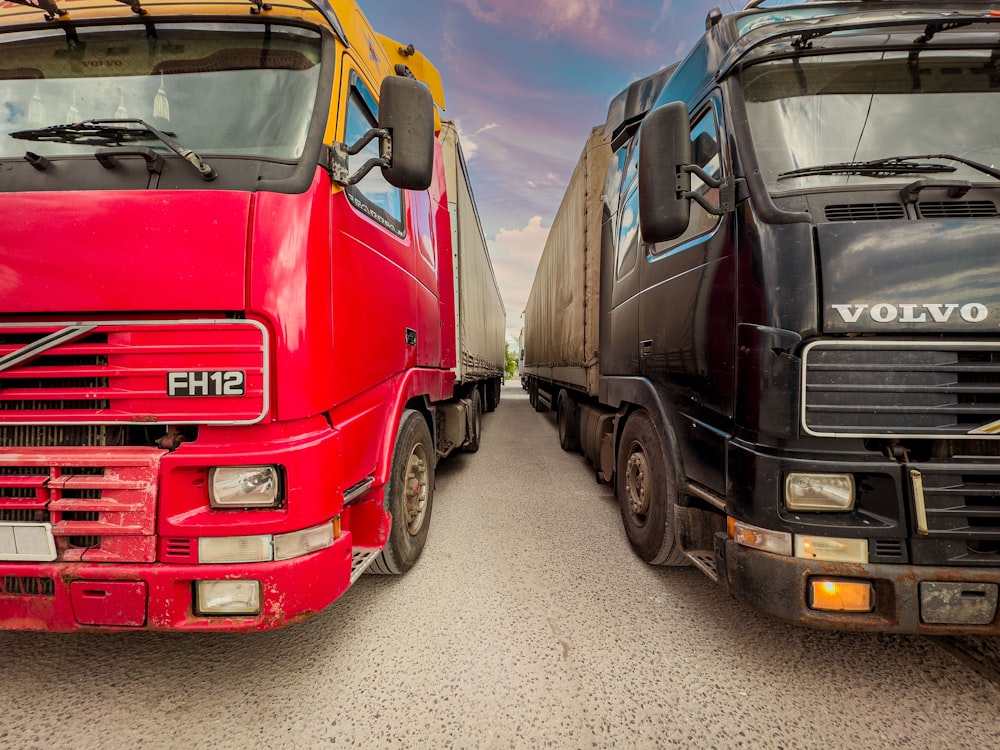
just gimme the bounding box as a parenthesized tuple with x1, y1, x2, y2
(0, 522, 57, 562)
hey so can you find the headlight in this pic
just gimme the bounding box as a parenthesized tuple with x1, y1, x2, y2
(209, 466, 281, 508)
(194, 580, 261, 616)
(785, 473, 855, 511)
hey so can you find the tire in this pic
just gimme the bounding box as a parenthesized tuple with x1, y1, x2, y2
(557, 390, 580, 452)
(484, 378, 501, 413)
(532, 381, 547, 412)
(368, 410, 435, 575)
(616, 410, 688, 567)
(463, 388, 482, 453)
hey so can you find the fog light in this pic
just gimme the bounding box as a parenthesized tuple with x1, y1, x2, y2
(729, 518, 793, 556)
(199, 535, 272, 564)
(195, 580, 261, 616)
(785, 473, 855, 511)
(795, 535, 868, 563)
(274, 522, 334, 561)
(809, 579, 873, 612)
(209, 466, 281, 508)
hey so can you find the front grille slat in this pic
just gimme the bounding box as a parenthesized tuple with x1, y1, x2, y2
(804, 341, 1000, 437)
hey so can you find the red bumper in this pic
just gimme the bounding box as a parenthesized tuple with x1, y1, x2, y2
(0, 531, 353, 632)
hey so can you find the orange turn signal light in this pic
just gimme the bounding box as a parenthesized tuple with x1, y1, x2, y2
(809, 579, 873, 613)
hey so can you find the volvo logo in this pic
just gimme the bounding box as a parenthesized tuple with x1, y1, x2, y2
(831, 303, 990, 324)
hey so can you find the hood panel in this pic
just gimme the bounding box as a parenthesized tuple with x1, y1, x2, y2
(818, 221, 1000, 333)
(0, 191, 250, 314)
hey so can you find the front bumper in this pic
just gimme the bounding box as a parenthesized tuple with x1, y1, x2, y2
(721, 538, 1000, 635)
(0, 532, 353, 632)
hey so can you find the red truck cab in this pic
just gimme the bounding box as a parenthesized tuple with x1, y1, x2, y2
(0, 0, 502, 630)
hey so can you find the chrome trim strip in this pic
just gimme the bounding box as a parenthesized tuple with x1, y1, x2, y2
(911, 469, 929, 536)
(0, 324, 96, 374)
(343, 477, 375, 505)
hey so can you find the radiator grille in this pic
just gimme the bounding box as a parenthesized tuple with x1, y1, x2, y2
(825, 203, 905, 222)
(0, 448, 162, 563)
(803, 340, 1000, 437)
(0, 321, 268, 425)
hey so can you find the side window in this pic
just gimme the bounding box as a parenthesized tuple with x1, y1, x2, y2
(652, 105, 722, 254)
(607, 139, 640, 280)
(616, 188, 640, 280)
(345, 74, 405, 237)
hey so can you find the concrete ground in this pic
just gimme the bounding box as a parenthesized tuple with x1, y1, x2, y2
(2, 382, 999, 749)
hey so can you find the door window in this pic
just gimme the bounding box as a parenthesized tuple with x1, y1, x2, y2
(344, 73, 405, 237)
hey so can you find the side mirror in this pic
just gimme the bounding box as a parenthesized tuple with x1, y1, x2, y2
(378, 75, 434, 191)
(638, 101, 692, 244)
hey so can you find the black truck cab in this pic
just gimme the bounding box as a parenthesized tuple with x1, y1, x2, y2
(599, 0, 1000, 632)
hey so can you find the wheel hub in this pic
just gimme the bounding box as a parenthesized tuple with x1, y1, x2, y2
(403, 447, 429, 536)
(625, 451, 649, 520)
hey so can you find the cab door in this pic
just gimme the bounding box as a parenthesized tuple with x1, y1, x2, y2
(637, 97, 736, 493)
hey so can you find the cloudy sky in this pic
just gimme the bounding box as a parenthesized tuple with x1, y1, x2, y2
(362, 0, 753, 341)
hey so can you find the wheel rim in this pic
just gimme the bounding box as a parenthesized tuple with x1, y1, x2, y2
(624, 445, 649, 526)
(403, 443, 430, 536)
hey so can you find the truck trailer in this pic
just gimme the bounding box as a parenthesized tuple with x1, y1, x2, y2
(0, 0, 504, 631)
(524, 0, 1000, 634)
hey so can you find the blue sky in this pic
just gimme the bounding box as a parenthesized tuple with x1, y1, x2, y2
(363, 0, 751, 339)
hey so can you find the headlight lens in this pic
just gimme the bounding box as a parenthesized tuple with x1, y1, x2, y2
(194, 580, 261, 616)
(785, 473, 855, 511)
(209, 466, 281, 508)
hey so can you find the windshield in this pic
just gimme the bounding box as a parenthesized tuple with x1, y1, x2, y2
(742, 51, 1000, 192)
(0, 23, 322, 160)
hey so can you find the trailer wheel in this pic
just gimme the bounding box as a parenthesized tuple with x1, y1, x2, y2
(557, 390, 580, 452)
(484, 378, 501, 413)
(463, 388, 482, 453)
(532, 381, 547, 412)
(369, 410, 435, 575)
(616, 410, 688, 567)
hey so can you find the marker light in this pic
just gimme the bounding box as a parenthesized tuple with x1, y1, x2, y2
(729, 519, 793, 556)
(209, 466, 281, 508)
(199, 535, 272, 564)
(809, 579, 873, 613)
(194, 580, 261, 616)
(273, 522, 335, 561)
(785, 473, 855, 511)
(795, 536, 869, 564)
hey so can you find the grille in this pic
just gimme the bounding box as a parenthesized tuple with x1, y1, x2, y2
(1, 576, 55, 596)
(0, 448, 162, 563)
(825, 203, 905, 222)
(913, 463, 1000, 562)
(918, 201, 998, 219)
(0, 321, 268, 425)
(803, 341, 1000, 437)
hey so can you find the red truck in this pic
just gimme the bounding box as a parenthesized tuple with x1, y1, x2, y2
(0, 0, 505, 631)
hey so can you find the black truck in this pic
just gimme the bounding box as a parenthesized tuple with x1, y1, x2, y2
(523, 0, 1000, 633)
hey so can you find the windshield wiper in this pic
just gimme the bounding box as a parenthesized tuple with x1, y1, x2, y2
(10, 119, 217, 181)
(779, 154, 1000, 182)
(778, 157, 955, 180)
